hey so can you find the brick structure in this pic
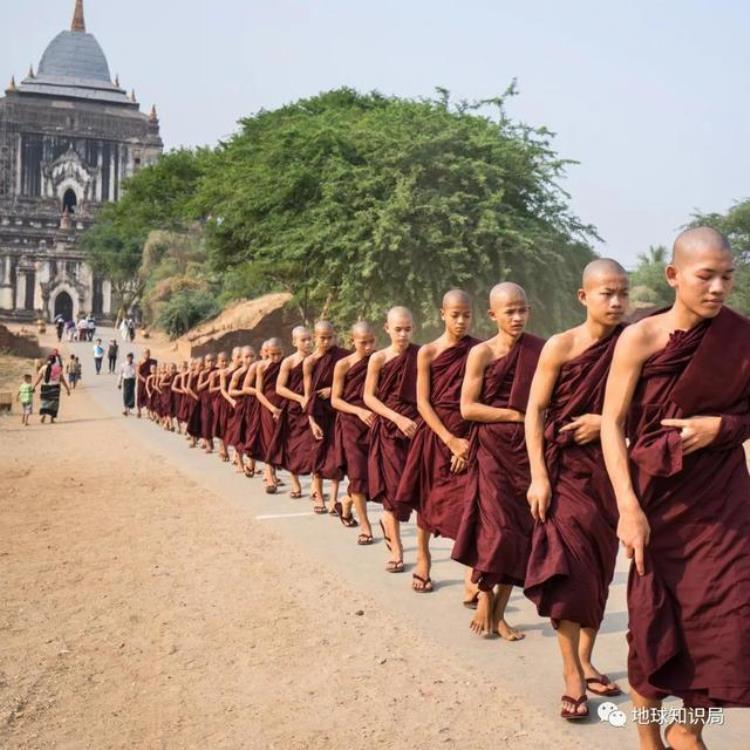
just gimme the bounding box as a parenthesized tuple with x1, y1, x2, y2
(0, 1, 163, 322)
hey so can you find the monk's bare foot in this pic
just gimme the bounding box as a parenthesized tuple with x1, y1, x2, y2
(469, 590, 493, 637)
(664, 720, 706, 750)
(464, 580, 479, 608)
(495, 619, 525, 642)
(412, 554, 432, 592)
(560, 672, 588, 719)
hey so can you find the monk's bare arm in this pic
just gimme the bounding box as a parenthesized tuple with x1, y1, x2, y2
(255, 364, 280, 415)
(228, 367, 246, 397)
(302, 356, 315, 402)
(460, 345, 524, 423)
(276, 357, 304, 405)
(331, 359, 354, 413)
(524, 337, 567, 521)
(601, 326, 652, 575)
(171, 375, 182, 394)
(241, 363, 258, 396)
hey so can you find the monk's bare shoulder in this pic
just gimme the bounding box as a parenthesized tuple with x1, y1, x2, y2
(418, 340, 439, 367)
(540, 330, 577, 368)
(614, 316, 663, 364)
(335, 355, 353, 377)
(467, 340, 494, 370)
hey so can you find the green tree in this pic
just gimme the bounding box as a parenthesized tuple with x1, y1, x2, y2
(630, 245, 672, 308)
(196, 86, 597, 336)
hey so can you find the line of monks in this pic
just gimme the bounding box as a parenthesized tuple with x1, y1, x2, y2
(133, 227, 749, 750)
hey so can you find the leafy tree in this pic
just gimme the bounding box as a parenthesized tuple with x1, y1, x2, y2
(630, 245, 672, 308)
(196, 86, 597, 336)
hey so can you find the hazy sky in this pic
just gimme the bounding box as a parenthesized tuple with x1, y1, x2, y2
(4, 1, 749, 266)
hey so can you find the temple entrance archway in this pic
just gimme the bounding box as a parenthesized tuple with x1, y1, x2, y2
(63, 188, 78, 215)
(53, 290, 74, 321)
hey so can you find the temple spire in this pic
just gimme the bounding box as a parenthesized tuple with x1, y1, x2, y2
(71, 0, 86, 33)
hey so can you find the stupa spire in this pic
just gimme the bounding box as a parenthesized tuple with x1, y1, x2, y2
(71, 0, 86, 33)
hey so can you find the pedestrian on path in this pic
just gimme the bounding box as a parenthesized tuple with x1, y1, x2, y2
(93, 339, 105, 375)
(108, 339, 119, 374)
(16, 373, 34, 426)
(118, 353, 137, 416)
(33, 353, 70, 423)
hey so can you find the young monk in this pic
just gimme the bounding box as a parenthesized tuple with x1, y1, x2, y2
(185, 358, 203, 448)
(171, 362, 188, 434)
(255, 338, 285, 493)
(196, 353, 217, 453)
(364, 307, 420, 572)
(304, 322, 350, 514)
(395, 290, 480, 594)
(523, 259, 628, 720)
(267, 326, 314, 498)
(452, 283, 545, 640)
(208, 351, 230, 461)
(136, 348, 156, 419)
(601, 227, 750, 750)
(145, 363, 159, 421)
(331, 321, 376, 543)
(225, 346, 257, 476)
(160, 363, 177, 432)
(214, 347, 242, 462)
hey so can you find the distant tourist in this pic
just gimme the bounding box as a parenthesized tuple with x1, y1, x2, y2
(119, 318, 129, 341)
(65, 318, 76, 342)
(77, 316, 87, 342)
(66, 354, 80, 389)
(16, 373, 34, 426)
(118, 352, 137, 416)
(93, 338, 105, 375)
(33, 354, 70, 424)
(107, 339, 119, 374)
(87, 315, 96, 342)
(54, 314, 65, 342)
(128, 318, 136, 342)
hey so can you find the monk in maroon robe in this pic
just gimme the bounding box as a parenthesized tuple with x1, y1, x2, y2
(136, 348, 156, 419)
(225, 346, 258, 477)
(196, 353, 216, 453)
(394, 290, 479, 594)
(256, 338, 285, 492)
(364, 307, 420, 572)
(331, 322, 376, 543)
(171, 363, 187, 434)
(185, 359, 203, 447)
(452, 283, 544, 640)
(303, 322, 350, 514)
(208, 351, 231, 461)
(524, 259, 628, 720)
(160, 363, 177, 431)
(602, 228, 750, 750)
(267, 327, 314, 497)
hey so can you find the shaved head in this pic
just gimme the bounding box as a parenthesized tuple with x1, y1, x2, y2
(314, 320, 334, 334)
(582, 258, 627, 287)
(442, 289, 471, 308)
(387, 306, 413, 324)
(231, 346, 241, 356)
(672, 227, 731, 266)
(292, 325, 309, 340)
(351, 320, 374, 336)
(489, 282, 527, 306)
(241, 345, 254, 355)
(267, 337, 283, 349)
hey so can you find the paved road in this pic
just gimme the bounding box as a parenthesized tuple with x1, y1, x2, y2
(67, 329, 749, 748)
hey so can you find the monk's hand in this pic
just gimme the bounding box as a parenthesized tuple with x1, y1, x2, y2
(358, 408, 375, 427)
(450, 454, 467, 474)
(229, 397, 237, 408)
(272, 406, 282, 421)
(527, 478, 551, 522)
(446, 435, 470, 461)
(617, 505, 650, 576)
(299, 395, 308, 410)
(310, 420, 324, 441)
(559, 414, 601, 444)
(396, 416, 417, 439)
(317, 387, 332, 400)
(660, 416, 722, 455)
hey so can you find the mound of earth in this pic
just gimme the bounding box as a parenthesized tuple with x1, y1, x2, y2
(176, 293, 297, 358)
(0, 323, 43, 358)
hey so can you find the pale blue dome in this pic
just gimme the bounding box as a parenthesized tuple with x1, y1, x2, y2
(38, 30, 111, 83)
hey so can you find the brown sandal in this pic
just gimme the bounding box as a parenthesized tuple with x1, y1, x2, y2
(357, 534, 373, 545)
(585, 675, 622, 697)
(386, 559, 404, 573)
(379, 519, 391, 551)
(412, 573, 434, 593)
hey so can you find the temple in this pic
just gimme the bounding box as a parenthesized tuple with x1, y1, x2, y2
(0, 1, 163, 321)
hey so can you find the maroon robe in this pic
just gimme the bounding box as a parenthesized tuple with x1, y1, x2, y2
(334, 355, 372, 495)
(626, 306, 750, 708)
(266, 360, 314, 475)
(452, 334, 545, 589)
(523, 326, 624, 629)
(160, 375, 174, 417)
(395, 336, 481, 539)
(368, 344, 419, 512)
(254, 360, 283, 462)
(305, 346, 350, 479)
(186, 373, 202, 439)
(136, 357, 156, 410)
(211, 370, 235, 440)
(199, 367, 217, 441)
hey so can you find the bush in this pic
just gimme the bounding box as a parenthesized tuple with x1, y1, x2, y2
(157, 289, 219, 338)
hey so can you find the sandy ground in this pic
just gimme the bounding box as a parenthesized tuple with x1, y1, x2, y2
(1, 326, 748, 749)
